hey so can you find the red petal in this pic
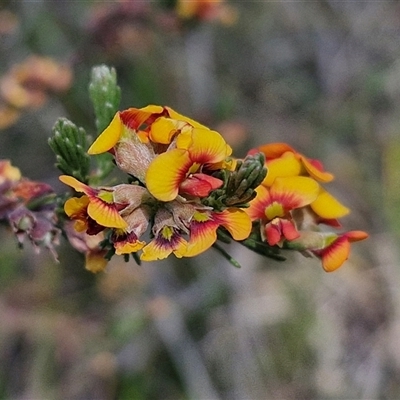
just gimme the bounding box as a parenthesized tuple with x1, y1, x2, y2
(179, 173, 223, 197)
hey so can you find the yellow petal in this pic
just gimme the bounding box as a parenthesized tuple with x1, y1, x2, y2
(59, 175, 92, 194)
(140, 240, 172, 261)
(141, 235, 187, 261)
(215, 209, 252, 240)
(311, 188, 350, 219)
(146, 149, 192, 202)
(114, 239, 145, 255)
(85, 252, 108, 273)
(184, 217, 218, 257)
(64, 195, 89, 217)
(165, 107, 209, 129)
(74, 220, 88, 233)
(177, 128, 231, 164)
(0, 160, 21, 182)
(87, 198, 128, 229)
(272, 176, 320, 209)
(300, 156, 334, 183)
(149, 117, 179, 144)
(263, 152, 302, 186)
(88, 112, 123, 154)
(138, 104, 165, 114)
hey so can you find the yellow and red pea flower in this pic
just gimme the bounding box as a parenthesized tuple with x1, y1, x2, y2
(246, 176, 320, 246)
(312, 230, 369, 272)
(88, 105, 232, 203)
(251, 142, 334, 187)
(60, 175, 128, 230)
(246, 143, 368, 270)
(184, 208, 252, 257)
(140, 208, 189, 261)
(145, 127, 231, 201)
(289, 230, 369, 272)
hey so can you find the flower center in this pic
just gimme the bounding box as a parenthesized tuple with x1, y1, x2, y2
(265, 201, 285, 220)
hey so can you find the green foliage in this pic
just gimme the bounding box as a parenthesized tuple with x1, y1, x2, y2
(89, 65, 121, 135)
(203, 152, 267, 210)
(88, 65, 122, 182)
(49, 65, 123, 184)
(48, 118, 91, 183)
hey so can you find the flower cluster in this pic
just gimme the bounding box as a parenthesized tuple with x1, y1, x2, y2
(58, 105, 368, 273)
(245, 143, 368, 272)
(0, 160, 60, 258)
(60, 105, 262, 270)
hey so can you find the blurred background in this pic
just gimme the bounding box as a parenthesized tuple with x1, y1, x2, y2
(0, 1, 399, 399)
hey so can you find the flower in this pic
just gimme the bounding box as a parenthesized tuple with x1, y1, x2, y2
(250, 142, 349, 226)
(0, 160, 60, 259)
(254, 142, 334, 186)
(145, 127, 230, 201)
(140, 207, 188, 261)
(314, 231, 369, 272)
(184, 207, 252, 257)
(246, 176, 320, 246)
(87, 105, 232, 202)
(112, 205, 150, 255)
(288, 230, 369, 272)
(65, 222, 108, 273)
(60, 175, 129, 229)
(60, 175, 153, 256)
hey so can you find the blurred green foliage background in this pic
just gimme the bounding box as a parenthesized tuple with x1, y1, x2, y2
(0, 1, 399, 399)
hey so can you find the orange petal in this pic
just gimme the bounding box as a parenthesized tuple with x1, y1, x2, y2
(214, 208, 252, 240)
(146, 149, 192, 202)
(88, 112, 123, 154)
(346, 230, 369, 242)
(176, 128, 232, 164)
(184, 212, 219, 257)
(310, 188, 350, 219)
(300, 156, 334, 183)
(271, 176, 320, 210)
(87, 197, 128, 229)
(320, 236, 351, 272)
(246, 185, 272, 220)
(263, 152, 302, 186)
(258, 143, 295, 159)
(119, 105, 164, 130)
